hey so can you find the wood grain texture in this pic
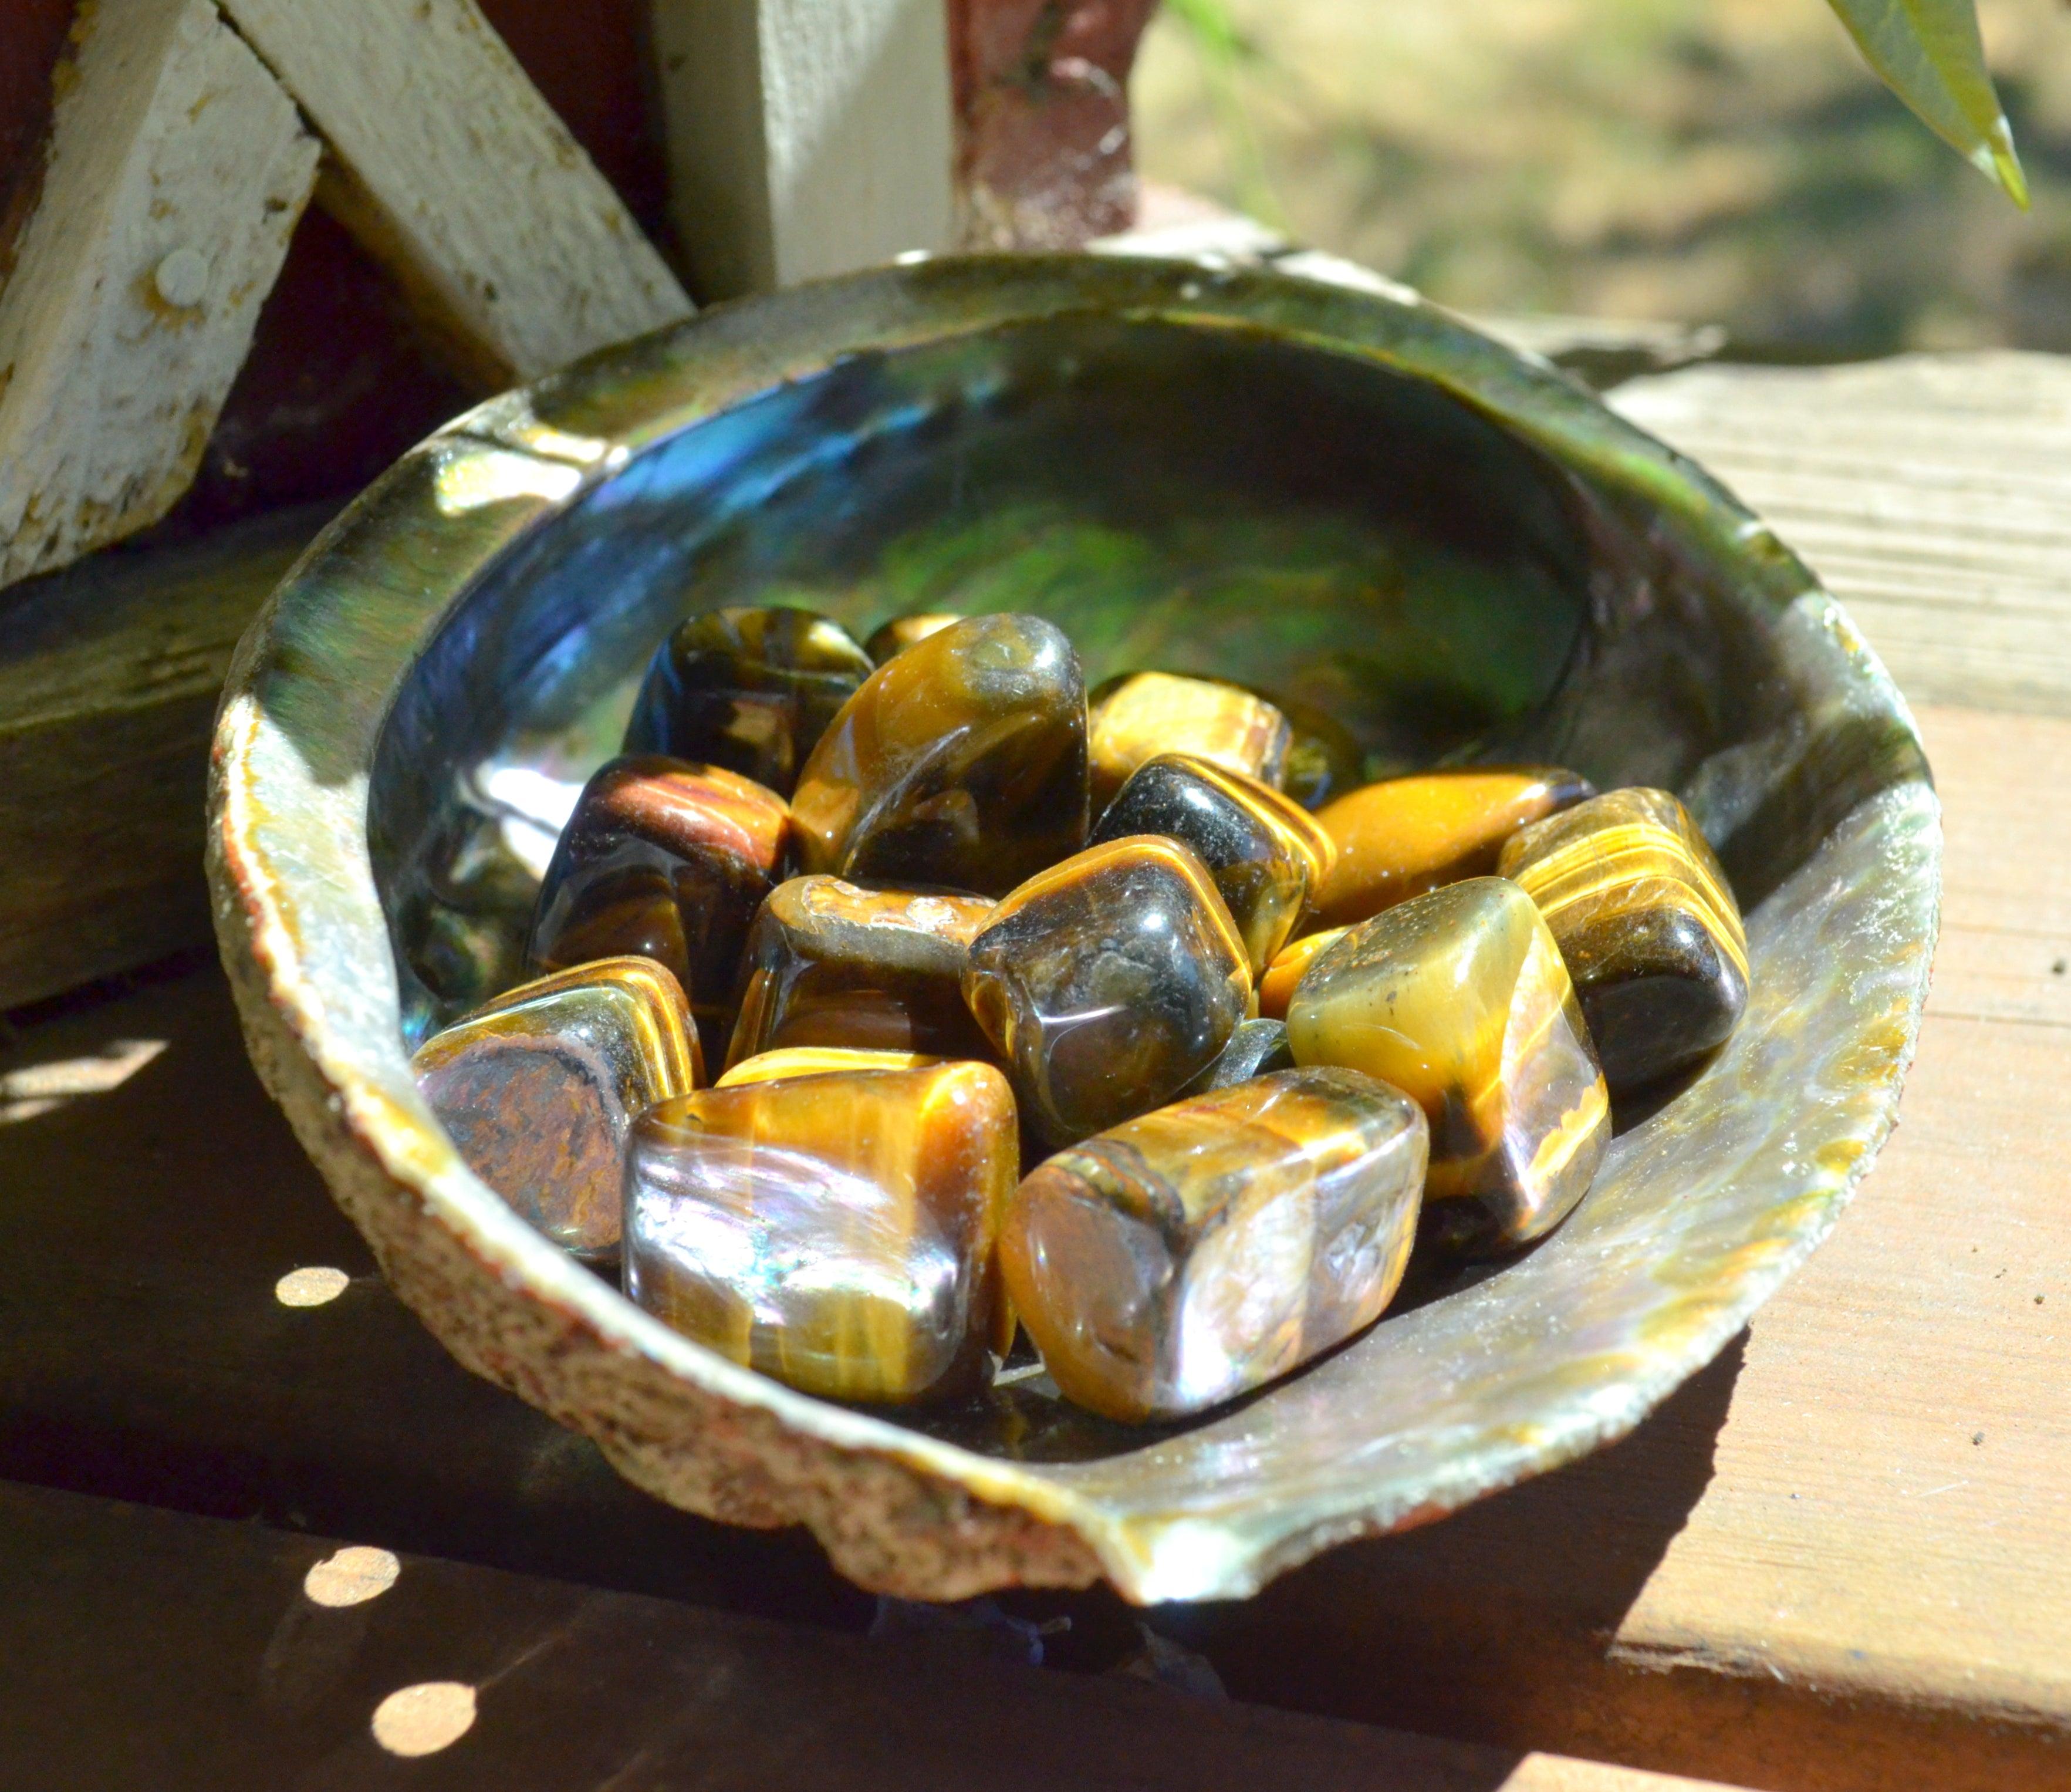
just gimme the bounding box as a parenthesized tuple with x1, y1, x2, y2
(217, 0, 691, 383)
(0, 507, 327, 1008)
(1613, 355, 2071, 718)
(654, 0, 957, 299)
(0, 0, 318, 586)
(0, 1481, 1748, 1791)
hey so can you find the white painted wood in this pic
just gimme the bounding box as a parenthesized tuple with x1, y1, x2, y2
(217, 0, 692, 384)
(0, 0, 317, 589)
(653, 0, 954, 299)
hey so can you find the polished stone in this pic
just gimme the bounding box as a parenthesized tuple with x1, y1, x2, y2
(1093, 751, 1336, 977)
(622, 606, 873, 796)
(412, 956, 700, 1263)
(865, 612, 962, 663)
(1498, 785, 1749, 1091)
(623, 1061, 1019, 1403)
(717, 1046, 945, 1088)
(1179, 1017, 1295, 1095)
(1257, 926, 1347, 1021)
(1271, 694, 1367, 810)
(726, 876, 996, 1068)
(1001, 1067, 1427, 1422)
(1087, 672, 1290, 809)
(1312, 765, 1594, 928)
(790, 613, 1088, 896)
(528, 755, 793, 1057)
(1288, 877, 1609, 1257)
(962, 835, 1253, 1149)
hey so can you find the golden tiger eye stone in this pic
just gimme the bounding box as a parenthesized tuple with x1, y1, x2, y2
(1001, 1067, 1428, 1423)
(1092, 752, 1338, 977)
(1258, 926, 1348, 1021)
(865, 612, 962, 663)
(1498, 786, 1749, 1091)
(1312, 766, 1594, 928)
(717, 1046, 944, 1087)
(1287, 878, 1610, 1257)
(1087, 672, 1292, 809)
(411, 957, 700, 1263)
(790, 613, 1089, 896)
(529, 755, 792, 1059)
(623, 1061, 1019, 1403)
(623, 606, 873, 796)
(962, 836, 1254, 1149)
(725, 876, 995, 1069)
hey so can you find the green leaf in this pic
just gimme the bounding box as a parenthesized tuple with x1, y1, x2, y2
(1825, 0, 2028, 205)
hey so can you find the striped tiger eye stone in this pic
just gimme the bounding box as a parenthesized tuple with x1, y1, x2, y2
(1178, 1017, 1295, 1096)
(717, 1046, 944, 1087)
(1312, 766, 1594, 928)
(529, 756, 793, 1061)
(1001, 1068, 1428, 1423)
(1093, 752, 1338, 976)
(412, 957, 700, 1263)
(1498, 787, 1749, 1091)
(725, 876, 995, 1069)
(790, 614, 1089, 896)
(623, 606, 873, 796)
(1258, 926, 1349, 1021)
(962, 836, 1254, 1149)
(865, 612, 962, 663)
(1087, 672, 1291, 810)
(1288, 878, 1610, 1257)
(623, 1061, 1019, 1403)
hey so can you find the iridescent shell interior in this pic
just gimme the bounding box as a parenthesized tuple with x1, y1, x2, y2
(214, 257, 1938, 1601)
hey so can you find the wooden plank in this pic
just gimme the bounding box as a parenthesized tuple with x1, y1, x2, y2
(0, 0, 319, 586)
(0, 1480, 1746, 1791)
(1611, 355, 2071, 718)
(652, 0, 957, 300)
(217, 0, 692, 383)
(0, 507, 329, 1008)
(1177, 702, 2071, 1792)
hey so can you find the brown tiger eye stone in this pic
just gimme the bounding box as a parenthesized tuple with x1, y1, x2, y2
(1312, 766, 1594, 928)
(411, 956, 700, 1263)
(962, 836, 1254, 1150)
(1288, 878, 1610, 1257)
(1257, 926, 1349, 1021)
(1001, 1067, 1428, 1423)
(1498, 787, 1749, 1091)
(1087, 672, 1291, 810)
(528, 755, 792, 1060)
(717, 1046, 944, 1087)
(725, 876, 995, 1069)
(865, 612, 962, 663)
(623, 1061, 1019, 1403)
(1092, 751, 1337, 976)
(789, 613, 1089, 896)
(622, 606, 873, 797)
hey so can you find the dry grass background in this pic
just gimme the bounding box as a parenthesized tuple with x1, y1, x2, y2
(1133, 0, 2071, 356)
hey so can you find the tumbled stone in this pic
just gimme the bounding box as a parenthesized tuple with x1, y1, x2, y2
(412, 956, 700, 1263)
(865, 612, 962, 663)
(1287, 878, 1610, 1257)
(623, 1060, 1019, 1403)
(1312, 766, 1594, 928)
(1498, 786, 1749, 1091)
(1001, 1067, 1427, 1422)
(528, 755, 792, 1057)
(1257, 926, 1348, 1021)
(1087, 672, 1290, 809)
(962, 835, 1252, 1149)
(727, 876, 995, 1069)
(1092, 751, 1337, 976)
(717, 1046, 944, 1088)
(1271, 694, 1367, 810)
(623, 606, 874, 796)
(1179, 1017, 1295, 1096)
(790, 613, 1088, 896)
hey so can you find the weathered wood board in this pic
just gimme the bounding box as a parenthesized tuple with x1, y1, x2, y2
(0, 0, 318, 585)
